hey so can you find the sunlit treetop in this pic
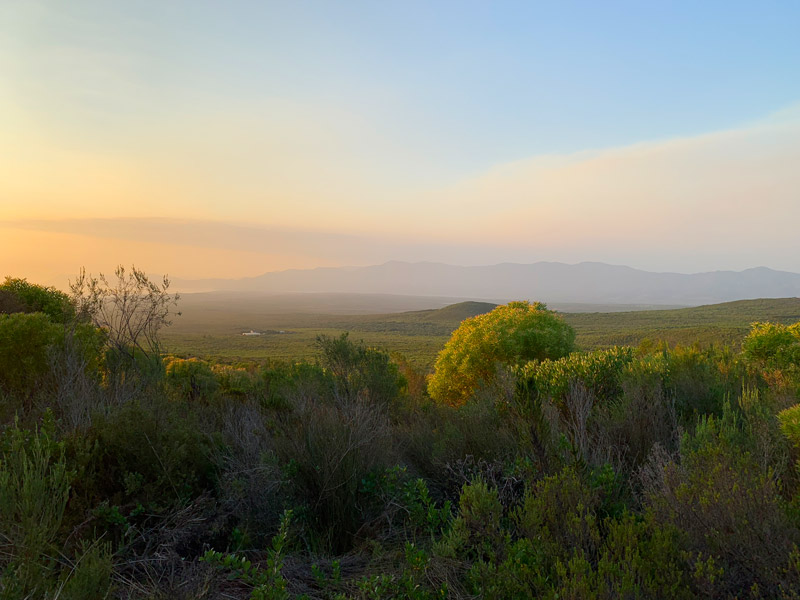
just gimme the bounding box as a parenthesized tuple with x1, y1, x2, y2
(428, 300, 575, 405)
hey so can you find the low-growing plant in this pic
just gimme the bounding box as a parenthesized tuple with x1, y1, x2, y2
(201, 509, 294, 600)
(0, 414, 72, 596)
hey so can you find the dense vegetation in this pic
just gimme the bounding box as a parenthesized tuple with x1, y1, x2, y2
(2, 272, 800, 598)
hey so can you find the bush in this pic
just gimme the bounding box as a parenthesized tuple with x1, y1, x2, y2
(77, 396, 217, 517)
(316, 333, 405, 406)
(429, 301, 575, 406)
(514, 467, 601, 565)
(644, 408, 799, 597)
(0, 312, 64, 398)
(275, 396, 394, 552)
(519, 346, 635, 406)
(398, 396, 524, 501)
(550, 513, 691, 600)
(0, 415, 71, 596)
(165, 357, 220, 402)
(743, 321, 800, 395)
(0, 277, 75, 323)
(435, 478, 506, 563)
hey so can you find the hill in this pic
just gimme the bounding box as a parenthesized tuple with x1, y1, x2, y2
(173, 261, 800, 306)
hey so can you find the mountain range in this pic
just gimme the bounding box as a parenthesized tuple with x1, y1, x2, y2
(173, 261, 800, 306)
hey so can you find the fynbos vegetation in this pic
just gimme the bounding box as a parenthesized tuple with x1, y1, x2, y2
(2, 271, 800, 598)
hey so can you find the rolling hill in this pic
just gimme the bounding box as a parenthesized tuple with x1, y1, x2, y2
(173, 261, 800, 306)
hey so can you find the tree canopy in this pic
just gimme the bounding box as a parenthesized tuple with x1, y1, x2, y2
(428, 300, 576, 405)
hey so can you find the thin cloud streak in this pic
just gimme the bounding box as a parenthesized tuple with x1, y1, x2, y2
(2, 108, 800, 283)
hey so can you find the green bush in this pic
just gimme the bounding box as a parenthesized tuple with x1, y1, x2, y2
(398, 396, 524, 500)
(429, 301, 575, 406)
(519, 346, 635, 406)
(0, 276, 75, 323)
(743, 321, 800, 394)
(0, 416, 71, 597)
(645, 408, 799, 597)
(165, 356, 220, 401)
(0, 312, 63, 397)
(514, 467, 601, 565)
(550, 514, 690, 600)
(58, 541, 114, 600)
(435, 478, 506, 563)
(317, 333, 405, 406)
(78, 397, 217, 518)
(743, 321, 800, 372)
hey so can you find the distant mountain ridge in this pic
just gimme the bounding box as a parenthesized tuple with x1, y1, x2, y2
(173, 261, 800, 306)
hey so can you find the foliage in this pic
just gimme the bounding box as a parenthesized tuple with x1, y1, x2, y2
(78, 397, 217, 515)
(4, 275, 800, 597)
(201, 509, 294, 600)
(743, 321, 800, 396)
(316, 333, 406, 406)
(519, 346, 635, 405)
(429, 301, 576, 405)
(645, 402, 799, 597)
(0, 276, 76, 323)
(743, 321, 800, 370)
(165, 356, 220, 401)
(0, 312, 64, 396)
(0, 415, 71, 596)
(436, 478, 507, 563)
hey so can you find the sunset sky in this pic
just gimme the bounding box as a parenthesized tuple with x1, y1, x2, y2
(2, 1, 800, 288)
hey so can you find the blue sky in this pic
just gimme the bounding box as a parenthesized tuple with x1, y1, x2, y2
(2, 1, 800, 284)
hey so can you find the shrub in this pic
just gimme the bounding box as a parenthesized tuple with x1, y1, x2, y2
(0, 276, 75, 323)
(667, 345, 738, 423)
(78, 396, 217, 517)
(0, 415, 71, 596)
(435, 478, 506, 563)
(644, 409, 799, 597)
(743, 321, 800, 395)
(316, 333, 405, 406)
(429, 301, 575, 406)
(0, 312, 63, 397)
(743, 321, 800, 372)
(215, 399, 283, 545)
(519, 346, 635, 406)
(514, 467, 601, 565)
(275, 396, 394, 552)
(58, 541, 114, 600)
(551, 514, 691, 600)
(398, 396, 523, 501)
(165, 357, 220, 401)
(0, 289, 29, 315)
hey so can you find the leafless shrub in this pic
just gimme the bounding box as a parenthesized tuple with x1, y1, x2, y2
(113, 495, 226, 600)
(563, 380, 594, 463)
(593, 377, 680, 475)
(71, 265, 179, 360)
(275, 395, 394, 550)
(443, 455, 525, 512)
(215, 399, 283, 543)
(45, 328, 105, 432)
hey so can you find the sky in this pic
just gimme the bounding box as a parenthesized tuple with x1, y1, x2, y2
(2, 0, 800, 288)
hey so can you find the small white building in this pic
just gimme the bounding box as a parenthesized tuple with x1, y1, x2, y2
(242, 330, 262, 336)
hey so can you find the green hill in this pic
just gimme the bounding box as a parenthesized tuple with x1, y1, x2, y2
(564, 297, 800, 349)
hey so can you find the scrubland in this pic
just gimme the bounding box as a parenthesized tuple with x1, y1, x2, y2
(2, 274, 800, 599)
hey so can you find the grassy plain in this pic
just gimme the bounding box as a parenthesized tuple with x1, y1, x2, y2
(161, 294, 800, 370)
